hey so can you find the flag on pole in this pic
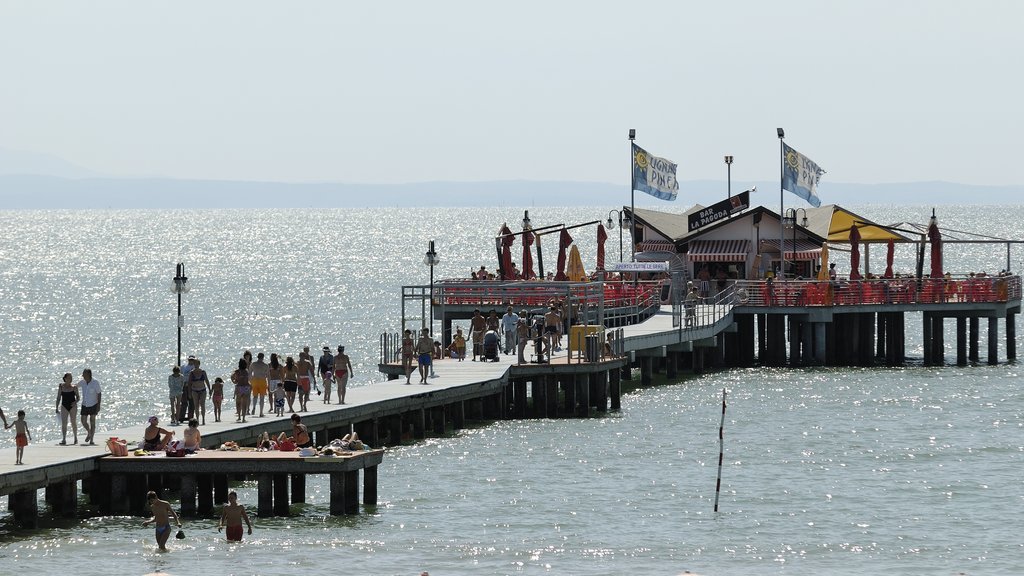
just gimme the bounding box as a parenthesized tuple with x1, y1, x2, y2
(782, 143, 825, 207)
(632, 144, 679, 201)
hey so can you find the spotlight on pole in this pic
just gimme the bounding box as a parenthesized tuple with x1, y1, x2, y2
(777, 127, 785, 139)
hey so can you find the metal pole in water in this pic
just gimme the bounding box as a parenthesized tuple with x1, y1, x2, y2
(714, 387, 727, 512)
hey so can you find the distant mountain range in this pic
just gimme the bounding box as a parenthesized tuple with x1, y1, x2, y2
(0, 147, 1021, 209)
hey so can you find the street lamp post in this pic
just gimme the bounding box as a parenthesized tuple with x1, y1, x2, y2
(171, 262, 190, 367)
(724, 155, 733, 199)
(784, 208, 808, 277)
(423, 241, 440, 378)
(606, 209, 630, 263)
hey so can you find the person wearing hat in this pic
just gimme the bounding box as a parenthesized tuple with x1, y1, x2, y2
(317, 346, 335, 388)
(142, 416, 174, 451)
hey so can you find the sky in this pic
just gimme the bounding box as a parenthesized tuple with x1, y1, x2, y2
(1, 1, 1022, 187)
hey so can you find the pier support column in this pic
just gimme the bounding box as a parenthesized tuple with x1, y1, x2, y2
(757, 313, 767, 364)
(610, 365, 621, 410)
(291, 473, 306, 504)
(110, 474, 130, 515)
(593, 372, 608, 413)
(329, 472, 348, 516)
(813, 322, 827, 365)
(640, 356, 652, 385)
(412, 409, 426, 439)
(363, 466, 378, 507)
(876, 313, 886, 360)
(10, 489, 38, 529)
(127, 474, 148, 515)
(451, 400, 465, 430)
(530, 380, 545, 418)
(666, 351, 678, 379)
(956, 317, 967, 366)
(273, 474, 289, 516)
(198, 474, 214, 515)
(801, 319, 813, 365)
(431, 406, 446, 435)
(922, 312, 933, 366)
(576, 374, 590, 418)
(53, 479, 77, 518)
(214, 474, 229, 504)
(562, 375, 576, 417)
(969, 317, 979, 362)
(933, 315, 945, 365)
(1007, 312, 1016, 360)
(513, 380, 527, 419)
(988, 317, 999, 365)
(180, 474, 197, 517)
(344, 470, 359, 514)
(257, 474, 273, 517)
(387, 414, 403, 446)
(545, 375, 558, 418)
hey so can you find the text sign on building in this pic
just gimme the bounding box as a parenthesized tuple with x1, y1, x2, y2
(610, 262, 669, 272)
(687, 190, 750, 232)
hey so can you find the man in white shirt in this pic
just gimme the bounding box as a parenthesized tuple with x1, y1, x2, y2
(500, 306, 520, 355)
(78, 368, 102, 446)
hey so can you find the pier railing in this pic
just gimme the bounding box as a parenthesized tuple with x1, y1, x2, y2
(434, 278, 663, 309)
(731, 274, 1021, 307)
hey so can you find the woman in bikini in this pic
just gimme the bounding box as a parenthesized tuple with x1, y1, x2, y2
(142, 416, 174, 451)
(211, 377, 224, 422)
(282, 356, 299, 413)
(54, 372, 79, 445)
(401, 329, 415, 384)
(267, 353, 284, 417)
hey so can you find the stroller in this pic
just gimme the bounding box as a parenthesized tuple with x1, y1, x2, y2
(482, 330, 500, 362)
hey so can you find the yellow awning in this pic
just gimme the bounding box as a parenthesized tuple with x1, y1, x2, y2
(804, 205, 910, 243)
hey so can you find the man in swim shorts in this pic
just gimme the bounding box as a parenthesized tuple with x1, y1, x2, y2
(333, 345, 354, 404)
(142, 491, 181, 551)
(248, 352, 270, 417)
(469, 308, 486, 361)
(218, 490, 253, 541)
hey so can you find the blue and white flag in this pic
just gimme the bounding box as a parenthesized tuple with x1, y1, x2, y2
(782, 143, 825, 207)
(632, 144, 678, 201)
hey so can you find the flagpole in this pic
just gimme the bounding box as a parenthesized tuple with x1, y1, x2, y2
(629, 128, 636, 263)
(777, 128, 785, 282)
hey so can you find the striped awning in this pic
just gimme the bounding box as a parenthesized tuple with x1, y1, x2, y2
(637, 240, 677, 252)
(686, 239, 750, 262)
(759, 239, 822, 260)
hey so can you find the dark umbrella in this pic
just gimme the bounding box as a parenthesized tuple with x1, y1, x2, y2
(499, 224, 515, 280)
(596, 223, 608, 271)
(522, 226, 535, 280)
(883, 238, 895, 279)
(554, 227, 573, 281)
(849, 224, 862, 280)
(928, 210, 942, 278)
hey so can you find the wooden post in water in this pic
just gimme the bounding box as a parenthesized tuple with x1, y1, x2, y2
(714, 388, 727, 513)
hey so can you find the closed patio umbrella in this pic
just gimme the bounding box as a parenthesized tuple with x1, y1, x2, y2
(596, 223, 608, 271)
(554, 228, 573, 281)
(521, 226, 535, 280)
(883, 238, 895, 279)
(499, 224, 515, 280)
(928, 211, 942, 278)
(817, 242, 830, 280)
(849, 224, 862, 280)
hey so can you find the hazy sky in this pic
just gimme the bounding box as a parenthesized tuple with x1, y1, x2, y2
(1, 1, 1021, 186)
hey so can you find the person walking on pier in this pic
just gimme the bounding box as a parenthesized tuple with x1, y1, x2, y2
(318, 346, 335, 389)
(283, 356, 299, 412)
(334, 346, 354, 404)
(267, 353, 284, 417)
(501, 306, 520, 356)
(211, 377, 225, 422)
(188, 359, 211, 425)
(402, 329, 415, 381)
(470, 309, 486, 361)
(78, 368, 101, 445)
(167, 366, 184, 426)
(516, 316, 530, 364)
(249, 352, 270, 417)
(416, 328, 433, 383)
(297, 351, 316, 403)
(218, 490, 253, 542)
(55, 372, 79, 444)
(231, 358, 251, 423)
(142, 491, 181, 552)
(7, 410, 31, 465)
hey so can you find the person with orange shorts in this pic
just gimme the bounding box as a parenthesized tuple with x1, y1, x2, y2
(248, 352, 270, 417)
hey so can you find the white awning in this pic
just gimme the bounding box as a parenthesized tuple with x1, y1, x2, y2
(686, 239, 750, 262)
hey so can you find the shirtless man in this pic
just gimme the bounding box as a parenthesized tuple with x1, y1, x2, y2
(142, 491, 181, 551)
(296, 352, 316, 404)
(334, 346, 354, 404)
(544, 306, 561, 355)
(248, 352, 270, 417)
(469, 309, 487, 361)
(218, 490, 253, 542)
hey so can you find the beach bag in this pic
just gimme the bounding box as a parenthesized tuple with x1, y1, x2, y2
(278, 439, 296, 452)
(165, 439, 186, 457)
(106, 437, 129, 457)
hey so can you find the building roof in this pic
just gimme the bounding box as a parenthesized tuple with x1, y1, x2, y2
(803, 204, 912, 243)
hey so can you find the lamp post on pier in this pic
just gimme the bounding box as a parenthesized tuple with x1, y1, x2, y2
(605, 209, 631, 263)
(783, 208, 808, 277)
(170, 262, 190, 367)
(423, 241, 440, 378)
(724, 155, 733, 199)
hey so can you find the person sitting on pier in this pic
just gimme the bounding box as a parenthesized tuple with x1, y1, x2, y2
(278, 413, 313, 448)
(142, 416, 175, 451)
(183, 418, 201, 453)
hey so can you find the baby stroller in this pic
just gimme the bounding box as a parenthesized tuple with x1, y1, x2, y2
(482, 330, 500, 362)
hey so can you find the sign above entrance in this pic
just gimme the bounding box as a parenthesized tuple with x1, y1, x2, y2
(687, 190, 750, 232)
(610, 262, 669, 272)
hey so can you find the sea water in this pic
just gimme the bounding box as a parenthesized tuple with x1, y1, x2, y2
(0, 204, 1021, 575)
